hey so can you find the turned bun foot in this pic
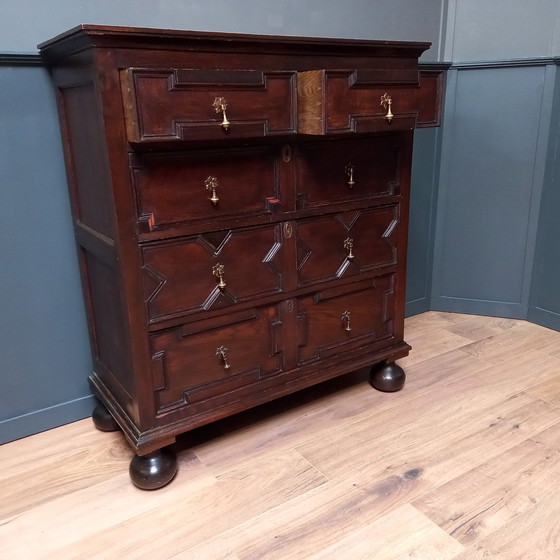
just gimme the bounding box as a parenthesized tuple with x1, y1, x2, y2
(370, 361, 406, 392)
(129, 447, 178, 490)
(92, 402, 120, 432)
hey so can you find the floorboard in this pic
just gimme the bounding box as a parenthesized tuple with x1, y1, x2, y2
(2, 312, 560, 559)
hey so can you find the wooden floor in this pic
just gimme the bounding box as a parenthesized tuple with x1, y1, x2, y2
(3, 312, 560, 559)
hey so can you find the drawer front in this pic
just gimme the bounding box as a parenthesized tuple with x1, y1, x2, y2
(297, 275, 396, 365)
(142, 224, 284, 323)
(121, 68, 297, 143)
(131, 147, 280, 234)
(296, 206, 399, 287)
(295, 137, 402, 209)
(297, 69, 442, 134)
(151, 305, 283, 413)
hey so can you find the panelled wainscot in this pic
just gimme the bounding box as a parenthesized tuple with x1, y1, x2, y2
(39, 26, 444, 489)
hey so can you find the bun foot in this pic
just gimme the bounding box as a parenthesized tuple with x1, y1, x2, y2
(92, 402, 120, 432)
(129, 447, 178, 490)
(370, 361, 406, 392)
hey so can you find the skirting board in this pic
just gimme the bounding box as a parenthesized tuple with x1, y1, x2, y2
(527, 306, 560, 333)
(430, 296, 527, 320)
(0, 394, 96, 445)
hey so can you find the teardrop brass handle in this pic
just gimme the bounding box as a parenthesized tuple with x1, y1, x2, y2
(215, 345, 231, 370)
(342, 310, 352, 332)
(345, 163, 355, 188)
(380, 93, 393, 122)
(213, 97, 230, 130)
(344, 237, 355, 260)
(205, 176, 219, 205)
(212, 263, 226, 290)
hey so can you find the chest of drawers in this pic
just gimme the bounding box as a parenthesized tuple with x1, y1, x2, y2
(39, 25, 444, 489)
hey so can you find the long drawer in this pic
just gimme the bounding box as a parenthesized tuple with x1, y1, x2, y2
(142, 223, 284, 324)
(294, 136, 403, 210)
(150, 305, 284, 414)
(130, 146, 280, 235)
(297, 68, 443, 134)
(295, 205, 400, 287)
(297, 274, 396, 365)
(121, 68, 297, 143)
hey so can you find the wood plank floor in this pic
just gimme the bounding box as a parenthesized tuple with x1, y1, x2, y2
(3, 312, 560, 559)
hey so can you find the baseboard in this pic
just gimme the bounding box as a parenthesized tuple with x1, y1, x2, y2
(430, 296, 527, 320)
(527, 306, 560, 332)
(405, 297, 431, 317)
(0, 394, 96, 445)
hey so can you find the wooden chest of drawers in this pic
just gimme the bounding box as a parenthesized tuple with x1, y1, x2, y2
(39, 25, 444, 489)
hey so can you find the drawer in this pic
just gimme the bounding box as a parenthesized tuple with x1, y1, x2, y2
(296, 206, 399, 288)
(121, 68, 297, 143)
(297, 275, 396, 365)
(297, 69, 444, 134)
(150, 305, 283, 413)
(295, 136, 402, 209)
(131, 146, 281, 235)
(142, 224, 284, 323)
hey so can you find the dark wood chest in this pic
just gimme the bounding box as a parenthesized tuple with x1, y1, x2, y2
(39, 25, 444, 488)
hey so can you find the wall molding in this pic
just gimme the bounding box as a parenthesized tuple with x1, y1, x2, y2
(0, 394, 95, 445)
(528, 306, 560, 332)
(452, 57, 556, 70)
(405, 297, 431, 318)
(1, 54, 454, 69)
(0, 52, 42, 66)
(432, 296, 528, 320)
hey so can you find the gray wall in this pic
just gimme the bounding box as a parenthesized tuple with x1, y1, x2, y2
(529, 62, 560, 330)
(0, 1, 446, 443)
(431, 0, 560, 321)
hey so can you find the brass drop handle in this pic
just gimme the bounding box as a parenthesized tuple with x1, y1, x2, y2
(213, 97, 230, 130)
(344, 237, 355, 260)
(215, 345, 231, 370)
(345, 163, 355, 188)
(342, 310, 352, 332)
(380, 93, 393, 122)
(205, 176, 220, 205)
(212, 263, 226, 290)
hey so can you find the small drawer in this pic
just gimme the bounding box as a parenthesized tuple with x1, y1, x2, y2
(296, 275, 396, 365)
(121, 68, 297, 143)
(131, 146, 281, 235)
(150, 305, 284, 413)
(296, 206, 399, 288)
(294, 137, 402, 209)
(297, 69, 443, 134)
(142, 224, 284, 323)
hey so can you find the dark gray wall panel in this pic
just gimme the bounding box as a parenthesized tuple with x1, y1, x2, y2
(2, 0, 444, 60)
(529, 65, 560, 331)
(447, 0, 559, 61)
(0, 65, 93, 444)
(406, 127, 442, 316)
(432, 65, 548, 316)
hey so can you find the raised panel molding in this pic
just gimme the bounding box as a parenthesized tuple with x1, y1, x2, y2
(430, 60, 557, 321)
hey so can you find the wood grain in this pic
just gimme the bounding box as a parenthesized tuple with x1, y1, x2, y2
(2, 312, 560, 559)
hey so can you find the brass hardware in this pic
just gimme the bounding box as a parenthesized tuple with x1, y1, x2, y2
(380, 93, 393, 122)
(345, 163, 355, 188)
(342, 310, 352, 332)
(282, 144, 292, 163)
(283, 222, 293, 239)
(213, 97, 230, 130)
(344, 237, 354, 260)
(205, 176, 220, 205)
(215, 345, 231, 369)
(212, 263, 226, 290)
